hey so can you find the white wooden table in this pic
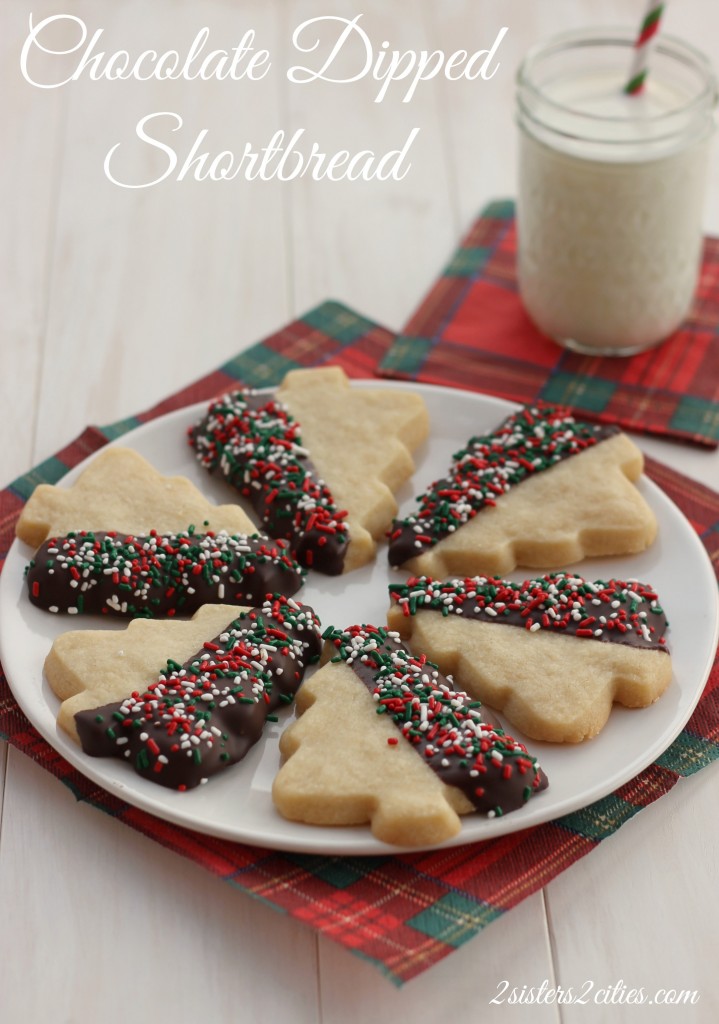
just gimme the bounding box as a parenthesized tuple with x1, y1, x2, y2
(2, 2, 718, 1021)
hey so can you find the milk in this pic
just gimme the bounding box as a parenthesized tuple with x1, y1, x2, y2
(516, 33, 716, 355)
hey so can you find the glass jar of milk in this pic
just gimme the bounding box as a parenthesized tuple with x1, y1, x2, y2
(516, 29, 716, 356)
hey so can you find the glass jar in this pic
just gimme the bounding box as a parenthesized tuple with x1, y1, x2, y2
(516, 29, 717, 356)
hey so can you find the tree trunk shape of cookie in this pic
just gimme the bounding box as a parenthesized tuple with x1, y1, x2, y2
(190, 367, 430, 575)
(388, 405, 657, 576)
(44, 598, 322, 789)
(26, 529, 305, 618)
(273, 624, 547, 847)
(387, 574, 672, 743)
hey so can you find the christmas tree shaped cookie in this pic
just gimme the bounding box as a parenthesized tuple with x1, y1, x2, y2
(273, 624, 547, 846)
(17, 448, 306, 616)
(45, 597, 322, 789)
(16, 447, 256, 547)
(388, 405, 657, 577)
(190, 366, 430, 574)
(387, 574, 672, 743)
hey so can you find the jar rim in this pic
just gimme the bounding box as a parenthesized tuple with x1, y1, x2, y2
(516, 26, 718, 126)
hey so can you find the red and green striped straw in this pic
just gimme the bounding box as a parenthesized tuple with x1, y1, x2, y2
(624, 2, 666, 95)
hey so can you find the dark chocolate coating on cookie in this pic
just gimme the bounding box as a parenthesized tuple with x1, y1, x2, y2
(26, 529, 304, 617)
(389, 574, 669, 653)
(190, 391, 349, 575)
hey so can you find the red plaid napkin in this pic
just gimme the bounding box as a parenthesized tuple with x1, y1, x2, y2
(1, 301, 718, 985)
(379, 200, 719, 448)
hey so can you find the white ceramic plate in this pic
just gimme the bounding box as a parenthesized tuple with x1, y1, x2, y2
(1, 383, 717, 855)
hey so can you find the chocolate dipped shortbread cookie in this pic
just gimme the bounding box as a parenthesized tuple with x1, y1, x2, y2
(273, 624, 547, 846)
(388, 574, 671, 743)
(17, 448, 305, 616)
(45, 597, 322, 790)
(388, 405, 656, 576)
(190, 366, 429, 574)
